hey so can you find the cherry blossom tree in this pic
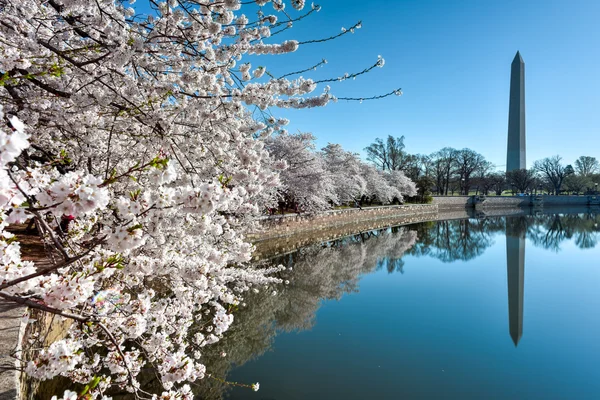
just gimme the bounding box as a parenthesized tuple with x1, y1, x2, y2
(264, 132, 336, 212)
(384, 170, 417, 199)
(0, 0, 402, 398)
(321, 143, 366, 205)
(359, 164, 397, 204)
(264, 139, 418, 212)
(344, 164, 417, 206)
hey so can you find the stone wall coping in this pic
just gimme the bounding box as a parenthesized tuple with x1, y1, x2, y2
(255, 204, 433, 221)
(249, 204, 438, 241)
(431, 195, 472, 198)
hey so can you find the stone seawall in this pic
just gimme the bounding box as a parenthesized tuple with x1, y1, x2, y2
(248, 204, 438, 242)
(432, 196, 473, 209)
(432, 195, 600, 210)
(250, 205, 596, 260)
(252, 210, 438, 259)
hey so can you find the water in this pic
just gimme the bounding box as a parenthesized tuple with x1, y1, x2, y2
(204, 212, 600, 400)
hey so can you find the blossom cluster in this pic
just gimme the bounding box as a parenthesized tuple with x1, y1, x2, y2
(37, 173, 110, 218)
(0, 110, 30, 210)
(25, 339, 83, 380)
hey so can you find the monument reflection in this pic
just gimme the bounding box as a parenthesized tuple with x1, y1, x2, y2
(407, 212, 600, 347)
(506, 224, 525, 346)
(503, 211, 600, 347)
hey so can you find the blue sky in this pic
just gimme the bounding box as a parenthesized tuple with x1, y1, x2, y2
(253, 0, 600, 169)
(135, 0, 600, 169)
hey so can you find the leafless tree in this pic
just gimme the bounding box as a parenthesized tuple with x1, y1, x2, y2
(574, 156, 599, 176)
(365, 135, 413, 171)
(533, 155, 568, 195)
(431, 147, 458, 195)
(506, 169, 537, 194)
(453, 148, 487, 195)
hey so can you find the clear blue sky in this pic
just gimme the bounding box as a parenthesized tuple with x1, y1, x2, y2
(256, 0, 600, 170)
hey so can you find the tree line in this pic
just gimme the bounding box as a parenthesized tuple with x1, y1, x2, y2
(264, 132, 417, 213)
(365, 135, 600, 198)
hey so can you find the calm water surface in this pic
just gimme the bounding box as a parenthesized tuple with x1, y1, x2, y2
(208, 212, 600, 400)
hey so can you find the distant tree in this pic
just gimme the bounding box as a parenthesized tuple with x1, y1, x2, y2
(533, 155, 568, 195)
(453, 148, 487, 194)
(365, 135, 413, 171)
(540, 177, 557, 195)
(402, 153, 424, 181)
(531, 176, 545, 194)
(477, 172, 503, 195)
(565, 164, 575, 176)
(472, 161, 494, 194)
(506, 169, 537, 194)
(563, 174, 592, 195)
(364, 137, 392, 170)
(488, 172, 507, 195)
(418, 154, 434, 179)
(574, 156, 599, 176)
(414, 176, 435, 203)
(431, 147, 458, 195)
(449, 179, 461, 196)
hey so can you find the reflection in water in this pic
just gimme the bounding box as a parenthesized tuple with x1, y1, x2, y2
(506, 228, 525, 346)
(407, 218, 497, 262)
(203, 211, 600, 399)
(189, 228, 418, 399)
(409, 211, 600, 262)
(528, 212, 600, 251)
(410, 212, 599, 347)
(275, 227, 418, 331)
(502, 212, 600, 346)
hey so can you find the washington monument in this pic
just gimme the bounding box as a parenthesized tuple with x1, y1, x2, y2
(506, 51, 526, 172)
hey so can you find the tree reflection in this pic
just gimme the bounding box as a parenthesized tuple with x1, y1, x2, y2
(407, 211, 600, 263)
(185, 228, 418, 399)
(408, 218, 498, 262)
(527, 212, 600, 251)
(183, 211, 600, 399)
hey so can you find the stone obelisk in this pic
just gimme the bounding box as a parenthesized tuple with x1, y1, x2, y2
(506, 51, 526, 172)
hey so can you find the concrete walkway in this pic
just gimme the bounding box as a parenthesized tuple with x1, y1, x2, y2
(0, 300, 22, 400)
